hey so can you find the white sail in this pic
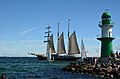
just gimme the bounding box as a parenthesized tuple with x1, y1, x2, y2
(57, 32, 66, 54)
(68, 31, 80, 55)
(49, 34, 56, 54)
(46, 36, 51, 60)
(46, 34, 55, 60)
(81, 39, 87, 58)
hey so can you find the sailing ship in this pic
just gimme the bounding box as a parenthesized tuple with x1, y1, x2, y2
(36, 21, 87, 61)
(81, 39, 87, 59)
(53, 20, 81, 61)
(53, 31, 81, 61)
(77, 39, 87, 63)
(36, 29, 82, 61)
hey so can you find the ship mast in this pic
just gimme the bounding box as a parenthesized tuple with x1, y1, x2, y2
(44, 26, 51, 61)
(57, 23, 60, 55)
(68, 19, 70, 38)
(57, 22, 60, 38)
(68, 19, 70, 55)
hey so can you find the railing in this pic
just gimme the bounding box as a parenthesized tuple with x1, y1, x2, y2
(96, 34, 114, 38)
(98, 21, 114, 27)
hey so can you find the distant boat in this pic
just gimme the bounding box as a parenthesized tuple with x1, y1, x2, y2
(36, 31, 81, 61)
(77, 39, 87, 63)
(54, 31, 81, 61)
(81, 39, 87, 59)
(36, 22, 87, 61)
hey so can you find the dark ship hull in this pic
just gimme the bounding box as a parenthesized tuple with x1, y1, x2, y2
(36, 55, 47, 60)
(37, 54, 80, 61)
(53, 55, 80, 61)
(36, 54, 54, 60)
(54, 57, 80, 61)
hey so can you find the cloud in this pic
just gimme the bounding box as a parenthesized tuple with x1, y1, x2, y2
(20, 27, 39, 36)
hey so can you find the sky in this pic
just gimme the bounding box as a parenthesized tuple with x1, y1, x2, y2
(0, 0, 120, 57)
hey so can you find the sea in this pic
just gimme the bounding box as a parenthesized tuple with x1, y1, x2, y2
(0, 57, 100, 79)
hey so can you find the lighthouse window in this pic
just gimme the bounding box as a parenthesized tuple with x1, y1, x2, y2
(106, 18, 110, 20)
(109, 31, 112, 37)
(102, 18, 110, 20)
(102, 18, 106, 20)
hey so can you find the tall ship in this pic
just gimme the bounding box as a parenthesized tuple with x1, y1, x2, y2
(53, 20, 81, 61)
(29, 21, 87, 61)
(54, 31, 81, 61)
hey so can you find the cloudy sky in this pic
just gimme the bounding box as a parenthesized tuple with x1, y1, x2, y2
(0, 0, 120, 57)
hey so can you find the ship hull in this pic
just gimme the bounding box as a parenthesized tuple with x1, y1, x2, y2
(36, 55, 47, 60)
(37, 54, 80, 61)
(53, 55, 80, 61)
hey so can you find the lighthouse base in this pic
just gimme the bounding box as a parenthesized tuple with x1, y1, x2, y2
(97, 37, 115, 57)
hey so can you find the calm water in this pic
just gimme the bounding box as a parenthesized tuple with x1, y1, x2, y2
(0, 57, 100, 79)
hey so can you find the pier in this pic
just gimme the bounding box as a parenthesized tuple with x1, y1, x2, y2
(62, 58, 120, 78)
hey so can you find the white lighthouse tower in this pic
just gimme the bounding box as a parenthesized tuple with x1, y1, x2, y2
(97, 11, 115, 59)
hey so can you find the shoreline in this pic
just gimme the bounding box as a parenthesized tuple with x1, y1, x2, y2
(62, 60, 120, 78)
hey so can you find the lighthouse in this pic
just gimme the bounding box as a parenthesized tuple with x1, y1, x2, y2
(97, 12, 115, 58)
